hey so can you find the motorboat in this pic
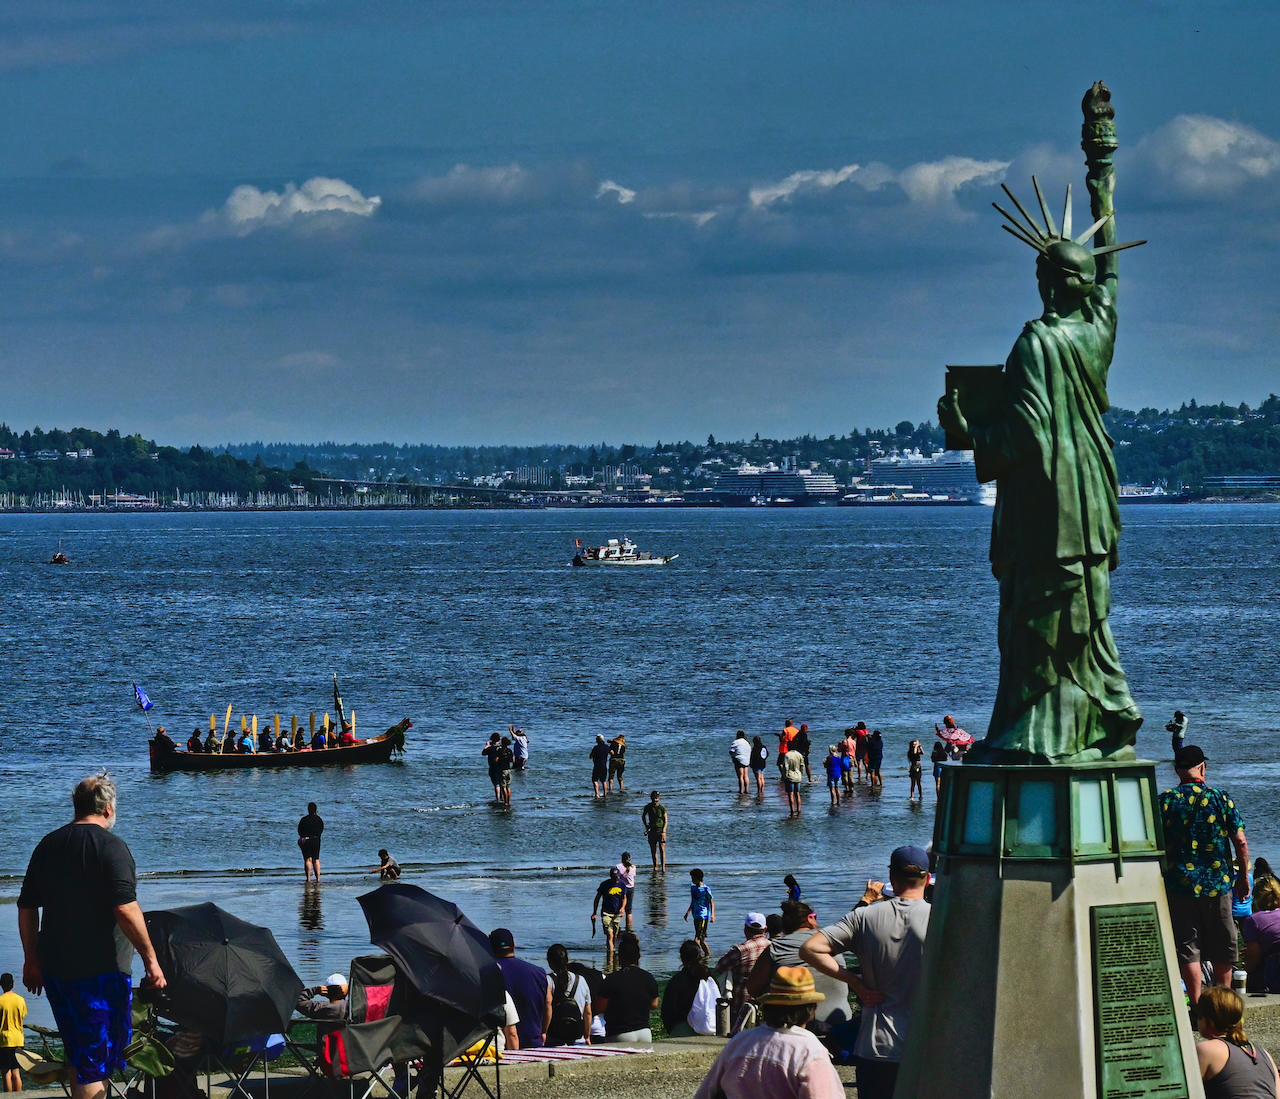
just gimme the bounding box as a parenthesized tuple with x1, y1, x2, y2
(571, 537, 678, 566)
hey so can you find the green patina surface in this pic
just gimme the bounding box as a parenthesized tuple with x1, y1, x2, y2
(940, 83, 1145, 765)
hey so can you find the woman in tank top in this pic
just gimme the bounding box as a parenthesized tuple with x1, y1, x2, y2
(1196, 986, 1280, 1099)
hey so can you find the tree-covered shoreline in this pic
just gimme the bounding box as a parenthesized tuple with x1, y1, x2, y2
(2, 395, 1279, 501)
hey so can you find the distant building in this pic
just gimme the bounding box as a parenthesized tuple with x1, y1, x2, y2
(1202, 475, 1280, 492)
(711, 463, 839, 506)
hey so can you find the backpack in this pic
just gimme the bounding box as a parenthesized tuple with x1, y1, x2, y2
(546, 973, 584, 1047)
(496, 746, 514, 769)
(687, 977, 719, 1036)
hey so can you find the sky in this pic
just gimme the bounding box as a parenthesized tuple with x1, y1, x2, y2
(0, 0, 1278, 446)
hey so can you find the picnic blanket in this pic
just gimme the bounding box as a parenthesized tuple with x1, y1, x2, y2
(485, 1045, 648, 1065)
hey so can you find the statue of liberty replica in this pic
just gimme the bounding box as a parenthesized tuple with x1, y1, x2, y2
(902, 86, 1204, 1099)
(937, 81, 1147, 765)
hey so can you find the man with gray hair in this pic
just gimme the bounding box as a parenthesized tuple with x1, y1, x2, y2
(18, 773, 166, 1099)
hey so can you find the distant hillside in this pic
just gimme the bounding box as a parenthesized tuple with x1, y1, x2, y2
(2, 396, 1278, 501)
(1106, 395, 1280, 487)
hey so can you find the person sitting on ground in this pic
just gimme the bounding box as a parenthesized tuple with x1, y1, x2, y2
(374, 849, 401, 881)
(259, 727, 274, 753)
(746, 900, 851, 1035)
(295, 974, 348, 1022)
(490, 929, 551, 1051)
(661, 940, 714, 1037)
(544, 944, 592, 1047)
(693, 967, 843, 1099)
(1194, 985, 1280, 1095)
(716, 913, 770, 1022)
(596, 933, 659, 1044)
(186, 729, 204, 754)
(1242, 876, 1280, 992)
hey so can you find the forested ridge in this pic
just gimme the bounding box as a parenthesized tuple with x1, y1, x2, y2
(2, 395, 1278, 499)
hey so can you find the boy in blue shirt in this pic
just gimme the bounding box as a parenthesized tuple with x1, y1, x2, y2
(684, 868, 715, 956)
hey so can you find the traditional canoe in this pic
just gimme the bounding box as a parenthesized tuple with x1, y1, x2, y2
(148, 720, 411, 774)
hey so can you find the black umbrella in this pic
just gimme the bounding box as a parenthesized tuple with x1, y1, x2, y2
(356, 884, 505, 1022)
(145, 903, 305, 1045)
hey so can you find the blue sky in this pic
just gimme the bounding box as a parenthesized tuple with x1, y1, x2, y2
(0, 0, 1277, 445)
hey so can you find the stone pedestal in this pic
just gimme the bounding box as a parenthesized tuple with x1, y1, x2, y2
(895, 761, 1202, 1099)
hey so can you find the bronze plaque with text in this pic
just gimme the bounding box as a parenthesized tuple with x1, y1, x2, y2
(1091, 903, 1189, 1099)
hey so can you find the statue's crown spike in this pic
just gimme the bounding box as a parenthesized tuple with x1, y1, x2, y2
(994, 177, 1145, 258)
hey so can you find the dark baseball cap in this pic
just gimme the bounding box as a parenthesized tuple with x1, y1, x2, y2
(889, 845, 930, 875)
(488, 928, 514, 952)
(1174, 744, 1207, 770)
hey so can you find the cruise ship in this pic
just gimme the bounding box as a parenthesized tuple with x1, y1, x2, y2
(843, 449, 996, 506)
(711, 460, 840, 506)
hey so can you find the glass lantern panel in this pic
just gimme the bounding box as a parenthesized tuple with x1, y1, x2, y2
(964, 781, 996, 846)
(1077, 779, 1107, 847)
(1017, 780, 1057, 847)
(1117, 776, 1150, 843)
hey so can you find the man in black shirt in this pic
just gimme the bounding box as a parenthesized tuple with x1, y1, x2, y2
(596, 933, 658, 1043)
(18, 773, 166, 1099)
(298, 802, 324, 882)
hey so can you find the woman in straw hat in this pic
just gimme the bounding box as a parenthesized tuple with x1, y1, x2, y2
(693, 966, 843, 1099)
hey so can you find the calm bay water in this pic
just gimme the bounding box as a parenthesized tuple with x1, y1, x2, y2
(1, 504, 1278, 1024)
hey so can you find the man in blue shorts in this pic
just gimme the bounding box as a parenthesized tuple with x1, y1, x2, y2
(18, 773, 167, 1099)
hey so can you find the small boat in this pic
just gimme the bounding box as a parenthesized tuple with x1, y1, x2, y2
(149, 718, 412, 773)
(1118, 486, 1190, 505)
(571, 537, 678, 566)
(50, 538, 69, 565)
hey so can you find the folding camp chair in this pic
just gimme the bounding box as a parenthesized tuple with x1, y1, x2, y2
(442, 1031, 500, 1099)
(21, 1022, 158, 1099)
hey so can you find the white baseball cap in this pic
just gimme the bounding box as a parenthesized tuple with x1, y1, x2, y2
(326, 973, 347, 987)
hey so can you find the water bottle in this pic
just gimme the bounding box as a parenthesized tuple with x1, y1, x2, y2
(716, 997, 731, 1037)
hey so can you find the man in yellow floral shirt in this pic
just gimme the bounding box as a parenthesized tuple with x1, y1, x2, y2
(1159, 745, 1249, 1011)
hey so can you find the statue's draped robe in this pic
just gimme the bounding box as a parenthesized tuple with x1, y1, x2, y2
(970, 282, 1142, 762)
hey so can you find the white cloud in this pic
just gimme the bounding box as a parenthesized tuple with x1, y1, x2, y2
(408, 163, 533, 205)
(750, 156, 1008, 210)
(596, 180, 637, 204)
(896, 156, 1009, 204)
(207, 177, 380, 235)
(749, 164, 861, 208)
(1134, 115, 1280, 196)
(643, 211, 717, 227)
